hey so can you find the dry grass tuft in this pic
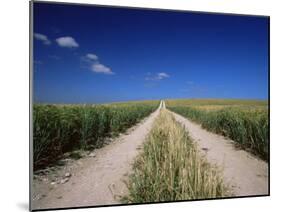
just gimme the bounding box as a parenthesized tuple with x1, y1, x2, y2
(124, 110, 228, 203)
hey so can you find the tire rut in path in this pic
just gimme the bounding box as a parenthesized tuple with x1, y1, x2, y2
(32, 103, 162, 210)
(168, 109, 268, 197)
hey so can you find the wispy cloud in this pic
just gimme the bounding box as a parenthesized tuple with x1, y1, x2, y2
(34, 33, 51, 45)
(145, 72, 170, 81)
(156, 72, 170, 80)
(86, 53, 98, 60)
(91, 63, 114, 75)
(82, 53, 114, 75)
(56, 36, 79, 48)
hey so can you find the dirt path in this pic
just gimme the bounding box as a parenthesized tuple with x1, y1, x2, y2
(166, 103, 268, 196)
(32, 100, 268, 210)
(32, 102, 163, 210)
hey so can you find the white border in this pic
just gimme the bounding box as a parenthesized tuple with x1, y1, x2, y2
(1, 0, 280, 212)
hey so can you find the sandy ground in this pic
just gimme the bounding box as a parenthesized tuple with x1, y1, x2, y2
(32, 102, 162, 210)
(168, 108, 268, 196)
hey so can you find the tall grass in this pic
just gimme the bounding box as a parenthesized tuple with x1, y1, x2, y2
(33, 101, 159, 170)
(125, 110, 227, 203)
(167, 105, 268, 161)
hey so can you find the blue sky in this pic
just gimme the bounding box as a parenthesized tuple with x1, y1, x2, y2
(33, 2, 269, 104)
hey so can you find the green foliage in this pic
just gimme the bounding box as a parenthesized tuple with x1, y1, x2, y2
(166, 103, 268, 161)
(33, 101, 159, 170)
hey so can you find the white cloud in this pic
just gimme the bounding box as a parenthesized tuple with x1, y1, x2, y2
(56, 36, 79, 48)
(86, 53, 98, 60)
(145, 72, 170, 81)
(81, 52, 114, 75)
(34, 33, 51, 45)
(156, 72, 170, 80)
(91, 63, 114, 75)
(82, 53, 113, 75)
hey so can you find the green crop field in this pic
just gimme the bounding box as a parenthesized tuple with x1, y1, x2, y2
(33, 100, 159, 170)
(166, 99, 269, 160)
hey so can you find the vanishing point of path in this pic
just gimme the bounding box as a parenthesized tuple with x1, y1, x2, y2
(32, 102, 163, 210)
